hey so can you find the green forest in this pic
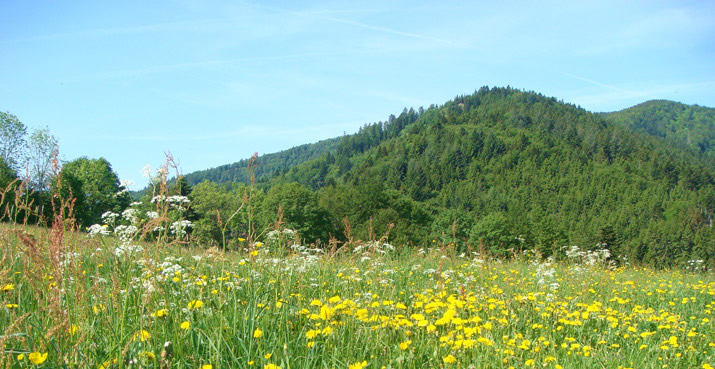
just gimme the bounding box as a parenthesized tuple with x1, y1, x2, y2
(2, 87, 713, 268)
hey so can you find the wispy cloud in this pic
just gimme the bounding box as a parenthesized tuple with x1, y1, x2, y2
(322, 16, 457, 46)
(564, 73, 636, 95)
(0, 18, 226, 43)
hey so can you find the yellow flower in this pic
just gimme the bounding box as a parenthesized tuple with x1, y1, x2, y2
(134, 330, 151, 342)
(254, 328, 263, 338)
(238, 237, 245, 242)
(180, 321, 191, 330)
(443, 354, 457, 364)
(187, 300, 204, 310)
(249, 361, 255, 365)
(349, 361, 368, 369)
(525, 359, 535, 366)
(703, 364, 713, 369)
(400, 340, 412, 350)
(98, 358, 117, 369)
(155, 309, 168, 318)
(201, 365, 213, 369)
(28, 352, 48, 365)
(264, 353, 272, 359)
(93, 304, 105, 314)
(140, 351, 155, 360)
(17, 353, 24, 360)
(69, 325, 80, 335)
(264, 364, 281, 369)
(6, 303, 18, 309)
(1, 283, 14, 292)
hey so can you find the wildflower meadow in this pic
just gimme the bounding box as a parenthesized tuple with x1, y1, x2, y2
(1, 211, 713, 368)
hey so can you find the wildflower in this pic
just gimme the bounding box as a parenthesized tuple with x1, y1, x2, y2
(201, 365, 213, 369)
(349, 361, 368, 369)
(525, 359, 535, 366)
(254, 328, 263, 338)
(180, 321, 191, 330)
(6, 303, 18, 309)
(1, 283, 15, 292)
(17, 353, 24, 360)
(28, 352, 48, 365)
(187, 300, 204, 310)
(264, 364, 281, 369)
(264, 353, 272, 359)
(400, 340, 412, 350)
(69, 325, 80, 335)
(93, 304, 105, 314)
(134, 330, 151, 342)
(139, 351, 155, 360)
(155, 309, 168, 318)
(98, 358, 118, 369)
(443, 354, 457, 363)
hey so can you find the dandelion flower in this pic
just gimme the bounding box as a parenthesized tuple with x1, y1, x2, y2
(187, 300, 204, 310)
(1, 283, 14, 291)
(28, 352, 48, 365)
(399, 340, 412, 350)
(349, 361, 368, 369)
(134, 330, 151, 342)
(443, 354, 457, 364)
(180, 321, 191, 330)
(254, 328, 263, 338)
(264, 364, 281, 369)
(201, 365, 213, 369)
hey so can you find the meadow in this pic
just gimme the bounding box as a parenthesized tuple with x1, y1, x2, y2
(1, 219, 713, 369)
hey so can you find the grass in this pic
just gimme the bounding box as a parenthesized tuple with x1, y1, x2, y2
(0, 223, 713, 369)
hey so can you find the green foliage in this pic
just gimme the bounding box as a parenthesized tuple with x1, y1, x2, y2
(430, 209, 473, 250)
(0, 111, 27, 171)
(189, 180, 261, 248)
(259, 182, 336, 245)
(59, 157, 129, 227)
(469, 213, 518, 258)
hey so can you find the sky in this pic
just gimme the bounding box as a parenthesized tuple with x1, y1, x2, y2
(1, 0, 714, 188)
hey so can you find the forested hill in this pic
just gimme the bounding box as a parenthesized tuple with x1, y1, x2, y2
(258, 87, 712, 267)
(602, 100, 714, 159)
(183, 137, 340, 185)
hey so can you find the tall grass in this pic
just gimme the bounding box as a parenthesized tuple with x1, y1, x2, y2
(1, 224, 713, 368)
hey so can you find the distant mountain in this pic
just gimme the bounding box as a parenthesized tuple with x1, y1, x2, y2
(183, 137, 341, 186)
(602, 100, 714, 159)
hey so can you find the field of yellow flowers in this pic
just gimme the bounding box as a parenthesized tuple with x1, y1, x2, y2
(1, 224, 713, 369)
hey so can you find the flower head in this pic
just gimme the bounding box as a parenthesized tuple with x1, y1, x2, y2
(28, 352, 48, 365)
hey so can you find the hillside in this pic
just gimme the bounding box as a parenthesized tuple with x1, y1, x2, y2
(602, 100, 715, 159)
(183, 137, 341, 186)
(263, 87, 713, 267)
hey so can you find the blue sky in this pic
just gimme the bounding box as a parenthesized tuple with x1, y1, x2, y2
(1, 0, 714, 188)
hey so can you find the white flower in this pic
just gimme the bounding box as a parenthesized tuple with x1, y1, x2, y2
(140, 164, 153, 178)
(87, 224, 110, 237)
